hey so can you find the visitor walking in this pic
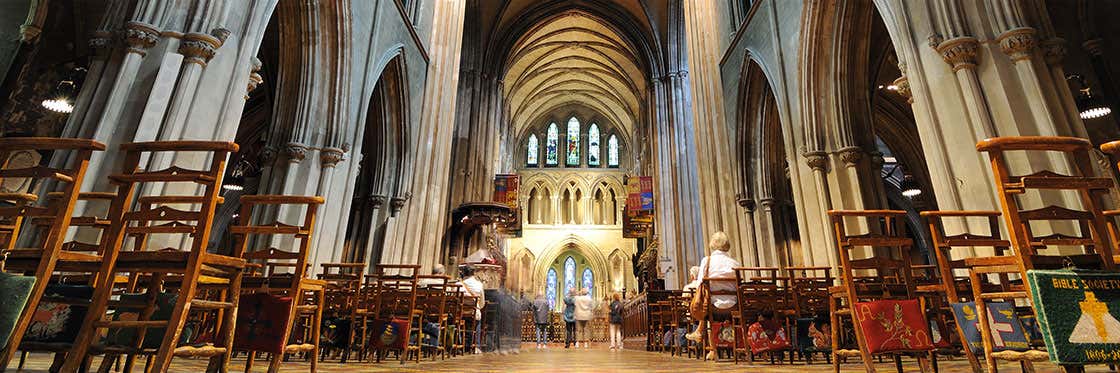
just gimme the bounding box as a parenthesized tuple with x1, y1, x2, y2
(531, 291, 550, 349)
(574, 288, 595, 348)
(608, 292, 624, 351)
(563, 289, 576, 348)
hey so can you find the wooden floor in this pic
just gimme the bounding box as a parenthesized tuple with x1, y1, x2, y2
(13, 344, 1116, 372)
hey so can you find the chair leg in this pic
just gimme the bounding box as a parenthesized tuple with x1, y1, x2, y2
(311, 291, 323, 373)
(830, 296, 841, 373)
(267, 352, 283, 373)
(244, 351, 256, 373)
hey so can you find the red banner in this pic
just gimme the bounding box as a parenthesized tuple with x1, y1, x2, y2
(493, 174, 520, 208)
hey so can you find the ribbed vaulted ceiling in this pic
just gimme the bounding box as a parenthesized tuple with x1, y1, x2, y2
(503, 11, 645, 141)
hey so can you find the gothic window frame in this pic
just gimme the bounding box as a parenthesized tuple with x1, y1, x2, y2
(527, 134, 539, 167)
(588, 123, 601, 167)
(564, 256, 576, 296)
(607, 134, 620, 168)
(582, 267, 594, 297)
(566, 117, 580, 167)
(546, 268, 558, 310)
(546, 123, 559, 166)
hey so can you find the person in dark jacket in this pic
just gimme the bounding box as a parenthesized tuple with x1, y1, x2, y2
(608, 292, 624, 351)
(531, 292, 551, 349)
(563, 289, 576, 348)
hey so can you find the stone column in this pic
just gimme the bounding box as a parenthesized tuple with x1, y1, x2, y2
(533, 193, 543, 224)
(758, 198, 779, 267)
(313, 147, 345, 265)
(551, 195, 561, 225)
(804, 152, 837, 271)
(997, 27, 1063, 136)
(935, 37, 996, 140)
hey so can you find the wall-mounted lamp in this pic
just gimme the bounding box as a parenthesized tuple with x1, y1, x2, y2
(1068, 74, 1112, 120)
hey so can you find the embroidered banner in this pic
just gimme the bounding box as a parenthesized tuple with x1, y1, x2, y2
(950, 301, 1031, 354)
(1027, 270, 1120, 364)
(624, 176, 654, 238)
(853, 299, 934, 353)
(493, 174, 520, 208)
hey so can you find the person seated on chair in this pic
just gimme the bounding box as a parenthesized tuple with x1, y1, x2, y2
(682, 265, 701, 292)
(460, 265, 485, 354)
(684, 231, 741, 360)
(418, 264, 448, 287)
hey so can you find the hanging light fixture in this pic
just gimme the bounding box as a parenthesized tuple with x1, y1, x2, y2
(900, 175, 921, 198)
(1068, 74, 1112, 120)
(41, 79, 77, 113)
(222, 160, 249, 192)
(41, 67, 86, 114)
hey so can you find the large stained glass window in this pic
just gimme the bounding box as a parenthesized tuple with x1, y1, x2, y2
(588, 123, 601, 166)
(546, 268, 558, 310)
(564, 256, 576, 296)
(527, 134, 539, 166)
(566, 117, 580, 166)
(582, 268, 594, 297)
(608, 135, 619, 167)
(546, 123, 559, 165)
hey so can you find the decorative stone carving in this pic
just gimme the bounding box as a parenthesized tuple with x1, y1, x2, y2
(369, 195, 387, 210)
(211, 27, 232, 43)
(759, 198, 776, 212)
(89, 31, 114, 58)
(736, 194, 755, 212)
(258, 145, 277, 164)
(179, 33, 221, 66)
(892, 75, 912, 103)
(123, 21, 160, 56)
(1041, 38, 1067, 65)
(936, 37, 980, 72)
(284, 143, 308, 163)
(320, 147, 345, 168)
(838, 146, 863, 167)
(997, 27, 1037, 62)
(19, 24, 42, 43)
(804, 151, 829, 172)
(390, 195, 409, 217)
(1083, 38, 1105, 57)
(869, 151, 885, 172)
(247, 57, 264, 96)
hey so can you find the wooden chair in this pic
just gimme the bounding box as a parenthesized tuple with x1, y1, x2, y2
(698, 276, 742, 363)
(972, 136, 1118, 372)
(0, 138, 105, 370)
(920, 210, 1014, 373)
(411, 275, 450, 362)
(1097, 140, 1120, 267)
(734, 267, 794, 364)
(459, 294, 479, 354)
(786, 266, 832, 364)
(368, 264, 421, 363)
(827, 210, 935, 373)
(317, 262, 364, 362)
(232, 195, 325, 373)
(443, 283, 464, 356)
(62, 141, 247, 373)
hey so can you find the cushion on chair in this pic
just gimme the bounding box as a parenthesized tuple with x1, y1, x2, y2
(0, 273, 35, 349)
(853, 299, 934, 353)
(233, 293, 294, 354)
(949, 301, 1031, 355)
(747, 320, 790, 353)
(105, 292, 179, 348)
(369, 318, 410, 350)
(23, 284, 92, 343)
(707, 321, 744, 348)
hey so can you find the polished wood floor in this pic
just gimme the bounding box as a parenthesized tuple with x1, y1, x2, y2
(14, 343, 1115, 372)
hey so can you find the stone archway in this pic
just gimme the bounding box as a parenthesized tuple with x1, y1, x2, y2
(530, 235, 612, 300)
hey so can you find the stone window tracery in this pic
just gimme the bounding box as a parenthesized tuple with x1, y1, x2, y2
(546, 123, 559, 165)
(547, 268, 558, 310)
(527, 134, 539, 166)
(566, 117, 580, 166)
(582, 268, 594, 297)
(564, 256, 577, 296)
(608, 134, 619, 167)
(588, 123, 601, 166)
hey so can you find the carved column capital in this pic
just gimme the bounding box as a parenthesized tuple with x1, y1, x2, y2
(319, 147, 345, 168)
(19, 24, 42, 43)
(258, 146, 278, 164)
(247, 57, 264, 98)
(838, 146, 863, 168)
(803, 151, 829, 172)
(736, 193, 755, 212)
(89, 31, 114, 58)
(179, 33, 221, 66)
(368, 195, 388, 210)
(759, 198, 777, 212)
(1041, 38, 1067, 65)
(284, 143, 308, 164)
(997, 27, 1037, 62)
(869, 151, 885, 172)
(1083, 38, 1105, 57)
(892, 75, 912, 104)
(936, 37, 980, 72)
(123, 21, 160, 56)
(390, 195, 409, 217)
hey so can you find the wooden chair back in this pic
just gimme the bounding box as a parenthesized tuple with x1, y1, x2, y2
(977, 136, 1115, 274)
(786, 266, 831, 317)
(828, 210, 918, 301)
(233, 195, 324, 283)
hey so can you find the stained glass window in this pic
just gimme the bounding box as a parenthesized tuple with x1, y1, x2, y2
(582, 268, 594, 297)
(566, 117, 580, 166)
(608, 135, 619, 167)
(546, 268, 558, 310)
(588, 124, 601, 166)
(527, 134, 539, 166)
(546, 123, 558, 165)
(564, 256, 576, 296)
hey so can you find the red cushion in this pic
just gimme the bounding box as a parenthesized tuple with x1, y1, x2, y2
(708, 321, 744, 348)
(369, 318, 410, 350)
(854, 299, 934, 353)
(748, 320, 791, 353)
(233, 293, 294, 353)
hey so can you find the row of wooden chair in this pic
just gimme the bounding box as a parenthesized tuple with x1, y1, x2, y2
(0, 138, 328, 373)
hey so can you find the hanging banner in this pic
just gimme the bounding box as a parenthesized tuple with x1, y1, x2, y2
(493, 174, 520, 209)
(493, 174, 522, 237)
(624, 176, 654, 238)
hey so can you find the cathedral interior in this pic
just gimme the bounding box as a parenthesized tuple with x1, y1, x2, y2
(2, 0, 1120, 372)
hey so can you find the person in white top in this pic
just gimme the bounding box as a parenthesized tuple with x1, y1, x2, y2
(573, 289, 595, 348)
(682, 265, 701, 292)
(460, 265, 485, 354)
(685, 231, 741, 360)
(417, 264, 448, 287)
